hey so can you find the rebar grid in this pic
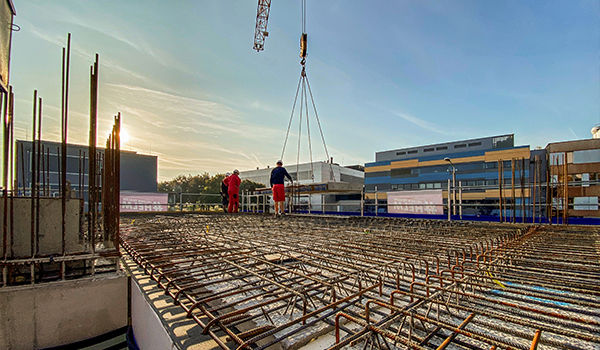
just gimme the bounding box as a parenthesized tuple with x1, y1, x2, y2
(121, 214, 600, 350)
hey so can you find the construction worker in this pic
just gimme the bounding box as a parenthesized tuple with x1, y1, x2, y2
(224, 169, 241, 213)
(270, 160, 293, 216)
(220, 173, 231, 213)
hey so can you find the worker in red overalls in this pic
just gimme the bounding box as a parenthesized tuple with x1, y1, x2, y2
(224, 169, 241, 213)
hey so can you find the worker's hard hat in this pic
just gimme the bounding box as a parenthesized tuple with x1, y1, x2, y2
(226, 172, 231, 176)
(276, 160, 283, 165)
(233, 169, 239, 174)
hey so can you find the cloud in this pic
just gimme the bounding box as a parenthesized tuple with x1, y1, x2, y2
(569, 127, 579, 139)
(24, 19, 170, 90)
(99, 83, 287, 177)
(391, 110, 452, 136)
(25, 2, 191, 74)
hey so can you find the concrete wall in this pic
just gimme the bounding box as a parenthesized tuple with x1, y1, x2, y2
(0, 273, 127, 349)
(131, 279, 175, 350)
(0, 197, 83, 258)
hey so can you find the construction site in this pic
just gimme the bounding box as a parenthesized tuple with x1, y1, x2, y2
(117, 213, 600, 350)
(1, 0, 600, 349)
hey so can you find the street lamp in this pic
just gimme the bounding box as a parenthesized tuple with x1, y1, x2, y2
(444, 158, 456, 216)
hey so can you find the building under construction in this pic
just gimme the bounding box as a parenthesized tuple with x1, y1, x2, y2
(1, 1, 599, 349)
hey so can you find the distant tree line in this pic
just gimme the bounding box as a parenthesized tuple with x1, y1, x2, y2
(158, 173, 265, 204)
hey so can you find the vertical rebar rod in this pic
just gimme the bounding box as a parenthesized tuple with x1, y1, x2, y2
(8, 88, 14, 258)
(62, 33, 71, 257)
(89, 54, 98, 253)
(103, 136, 110, 244)
(31, 90, 37, 259)
(2, 90, 6, 261)
(115, 113, 121, 251)
(36, 97, 42, 255)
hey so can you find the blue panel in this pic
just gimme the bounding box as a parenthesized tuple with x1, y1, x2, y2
(365, 160, 392, 167)
(365, 176, 391, 185)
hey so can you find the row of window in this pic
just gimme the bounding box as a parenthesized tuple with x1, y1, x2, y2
(395, 142, 483, 156)
(551, 149, 600, 165)
(388, 161, 528, 178)
(390, 178, 528, 191)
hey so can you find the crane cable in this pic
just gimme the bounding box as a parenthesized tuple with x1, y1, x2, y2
(280, 0, 335, 185)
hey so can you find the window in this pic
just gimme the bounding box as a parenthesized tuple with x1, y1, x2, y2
(492, 136, 513, 149)
(426, 183, 434, 189)
(468, 142, 482, 147)
(407, 150, 418, 154)
(485, 162, 497, 169)
(436, 146, 448, 151)
(396, 151, 406, 156)
(424, 148, 434, 152)
(434, 183, 442, 189)
(419, 183, 426, 189)
(454, 144, 466, 149)
(391, 168, 412, 177)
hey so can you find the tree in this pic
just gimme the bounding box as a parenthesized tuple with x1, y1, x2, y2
(158, 173, 266, 205)
(240, 180, 266, 193)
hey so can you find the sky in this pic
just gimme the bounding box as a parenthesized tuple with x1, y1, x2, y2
(7, 0, 600, 181)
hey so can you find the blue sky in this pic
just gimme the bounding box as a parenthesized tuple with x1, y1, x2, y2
(8, 0, 600, 181)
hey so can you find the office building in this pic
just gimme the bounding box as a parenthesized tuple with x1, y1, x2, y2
(16, 139, 158, 204)
(365, 134, 533, 216)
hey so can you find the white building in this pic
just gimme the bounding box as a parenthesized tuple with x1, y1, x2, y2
(240, 161, 364, 212)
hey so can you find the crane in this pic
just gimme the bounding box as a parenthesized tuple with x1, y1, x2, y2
(253, 0, 272, 52)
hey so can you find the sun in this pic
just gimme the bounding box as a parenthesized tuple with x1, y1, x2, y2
(120, 129, 130, 144)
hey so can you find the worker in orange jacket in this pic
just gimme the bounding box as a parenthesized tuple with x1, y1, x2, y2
(224, 169, 241, 213)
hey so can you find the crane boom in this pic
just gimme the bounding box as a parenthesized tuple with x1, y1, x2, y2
(253, 0, 272, 52)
